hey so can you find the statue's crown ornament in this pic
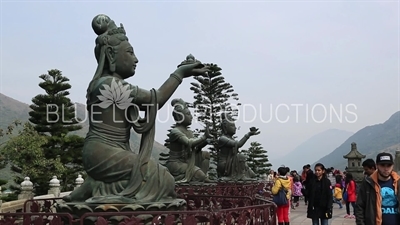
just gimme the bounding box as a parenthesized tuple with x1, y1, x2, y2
(92, 14, 126, 39)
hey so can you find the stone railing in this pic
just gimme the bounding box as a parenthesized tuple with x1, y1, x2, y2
(0, 175, 84, 214)
(0, 180, 276, 225)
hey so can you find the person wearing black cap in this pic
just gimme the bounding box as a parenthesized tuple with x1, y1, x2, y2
(355, 152, 400, 225)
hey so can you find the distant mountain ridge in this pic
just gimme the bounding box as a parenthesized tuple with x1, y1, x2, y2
(273, 129, 354, 171)
(0, 93, 168, 162)
(313, 111, 400, 169)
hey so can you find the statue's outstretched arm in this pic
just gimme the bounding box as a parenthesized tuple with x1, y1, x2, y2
(196, 139, 209, 150)
(220, 135, 250, 149)
(134, 72, 184, 110)
(178, 135, 207, 148)
(237, 134, 251, 148)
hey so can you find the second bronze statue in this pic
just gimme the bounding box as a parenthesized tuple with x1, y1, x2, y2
(165, 98, 214, 183)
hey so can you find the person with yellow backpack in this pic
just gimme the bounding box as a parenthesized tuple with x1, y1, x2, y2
(333, 183, 343, 209)
(272, 167, 292, 225)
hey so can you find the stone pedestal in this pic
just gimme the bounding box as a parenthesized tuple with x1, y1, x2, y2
(56, 198, 186, 225)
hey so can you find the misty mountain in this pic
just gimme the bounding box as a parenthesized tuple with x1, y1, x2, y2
(313, 111, 400, 170)
(273, 129, 354, 171)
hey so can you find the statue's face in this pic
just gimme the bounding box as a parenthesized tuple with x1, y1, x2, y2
(114, 40, 138, 79)
(182, 109, 193, 126)
(225, 122, 236, 135)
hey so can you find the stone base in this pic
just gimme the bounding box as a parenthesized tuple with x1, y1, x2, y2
(55, 198, 186, 224)
(175, 182, 217, 186)
(217, 177, 259, 183)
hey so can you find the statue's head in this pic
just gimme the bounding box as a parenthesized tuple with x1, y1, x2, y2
(221, 113, 236, 135)
(86, 14, 139, 100)
(92, 14, 138, 79)
(171, 99, 192, 126)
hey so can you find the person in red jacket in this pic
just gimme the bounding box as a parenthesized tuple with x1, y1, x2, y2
(344, 173, 357, 219)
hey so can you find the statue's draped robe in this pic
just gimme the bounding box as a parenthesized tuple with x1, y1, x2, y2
(83, 76, 176, 202)
(166, 127, 205, 182)
(217, 135, 256, 180)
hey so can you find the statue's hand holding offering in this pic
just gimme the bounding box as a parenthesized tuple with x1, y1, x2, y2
(204, 126, 212, 138)
(175, 62, 209, 78)
(248, 127, 260, 136)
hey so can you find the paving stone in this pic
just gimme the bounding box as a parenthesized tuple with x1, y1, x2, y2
(286, 204, 356, 225)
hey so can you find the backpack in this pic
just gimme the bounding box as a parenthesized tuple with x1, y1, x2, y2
(273, 179, 288, 206)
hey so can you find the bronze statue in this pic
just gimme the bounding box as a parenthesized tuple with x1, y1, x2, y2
(62, 14, 208, 203)
(217, 113, 259, 180)
(165, 98, 212, 183)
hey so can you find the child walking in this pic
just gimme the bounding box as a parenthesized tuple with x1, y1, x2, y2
(333, 183, 343, 209)
(292, 176, 303, 207)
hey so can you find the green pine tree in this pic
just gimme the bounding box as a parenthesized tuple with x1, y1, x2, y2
(163, 124, 177, 150)
(245, 141, 272, 176)
(160, 124, 177, 166)
(189, 63, 240, 169)
(28, 69, 84, 194)
(0, 122, 65, 198)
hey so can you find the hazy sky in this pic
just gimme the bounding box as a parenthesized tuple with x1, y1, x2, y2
(0, 0, 398, 166)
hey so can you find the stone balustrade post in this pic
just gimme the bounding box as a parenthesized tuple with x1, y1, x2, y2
(48, 176, 61, 197)
(74, 174, 84, 190)
(18, 177, 34, 200)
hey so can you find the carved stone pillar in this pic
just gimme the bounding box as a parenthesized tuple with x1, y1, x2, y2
(18, 177, 34, 200)
(74, 174, 84, 190)
(48, 176, 61, 197)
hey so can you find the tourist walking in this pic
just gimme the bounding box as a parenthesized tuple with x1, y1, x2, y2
(333, 182, 343, 209)
(327, 172, 336, 186)
(361, 158, 376, 177)
(272, 167, 292, 225)
(303, 164, 314, 205)
(306, 163, 333, 225)
(288, 169, 295, 210)
(343, 173, 357, 219)
(355, 152, 400, 225)
(267, 170, 275, 182)
(292, 176, 303, 207)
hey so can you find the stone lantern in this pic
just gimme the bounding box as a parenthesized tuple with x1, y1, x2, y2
(343, 142, 366, 184)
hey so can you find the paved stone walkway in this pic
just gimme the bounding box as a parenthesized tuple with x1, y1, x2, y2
(289, 204, 356, 225)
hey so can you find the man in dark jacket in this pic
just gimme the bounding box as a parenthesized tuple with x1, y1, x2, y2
(303, 164, 314, 205)
(355, 153, 400, 225)
(362, 158, 376, 177)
